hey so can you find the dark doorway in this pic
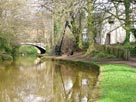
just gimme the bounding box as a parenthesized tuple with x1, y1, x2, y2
(105, 33, 111, 45)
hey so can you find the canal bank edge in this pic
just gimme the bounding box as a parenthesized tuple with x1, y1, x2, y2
(41, 56, 100, 70)
(41, 56, 101, 102)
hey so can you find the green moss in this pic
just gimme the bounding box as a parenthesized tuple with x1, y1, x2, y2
(99, 64, 136, 102)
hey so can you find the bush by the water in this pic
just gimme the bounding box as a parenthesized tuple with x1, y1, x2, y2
(0, 37, 12, 54)
(0, 54, 13, 61)
(18, 45, 38, 55)
(0, 37, 14, 61)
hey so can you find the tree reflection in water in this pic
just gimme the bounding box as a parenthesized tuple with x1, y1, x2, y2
(0, 57, 99, 102)
(53, 63, 98, 102)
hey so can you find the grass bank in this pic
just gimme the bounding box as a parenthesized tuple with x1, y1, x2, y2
(99, 64, 136, 102)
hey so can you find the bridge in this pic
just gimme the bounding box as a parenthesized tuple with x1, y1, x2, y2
(20, 42, 46, 54)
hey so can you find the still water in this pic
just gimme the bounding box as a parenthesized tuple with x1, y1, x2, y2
(0, 56, 99, 102)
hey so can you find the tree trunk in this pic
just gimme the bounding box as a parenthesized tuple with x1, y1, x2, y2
(71, 15, 80, 50)
(78, 11, 83, 49)
(86, 0, 95, 54)
(56, 21, 68, 55)
(123, 0, 131, 45)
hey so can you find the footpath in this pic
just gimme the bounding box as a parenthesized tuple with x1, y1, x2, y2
(46, 52, 136, 68)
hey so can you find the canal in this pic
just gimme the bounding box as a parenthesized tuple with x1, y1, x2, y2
(0, 56, 99, 102)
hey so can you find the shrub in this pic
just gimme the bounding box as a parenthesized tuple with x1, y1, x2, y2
(1, 54, 13, 61)
(92, 51, 116, 58)
(19, 45, 38, 55)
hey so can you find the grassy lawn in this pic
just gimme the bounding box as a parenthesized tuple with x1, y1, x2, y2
(99, 64, 136, 102)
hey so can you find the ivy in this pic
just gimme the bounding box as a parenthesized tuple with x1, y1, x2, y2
(131, 28, 136, 38)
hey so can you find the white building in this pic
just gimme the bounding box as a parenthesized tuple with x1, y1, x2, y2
(94, 0, 136, 45)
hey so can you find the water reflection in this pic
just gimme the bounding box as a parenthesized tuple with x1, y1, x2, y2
(0, 56, 98, 102)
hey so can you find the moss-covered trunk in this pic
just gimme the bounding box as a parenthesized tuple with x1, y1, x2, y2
(123, 0, 131, 45)
(86, 0, 95, 54)
(78, 11, 83, 49)
(71, 15, 80, 50)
